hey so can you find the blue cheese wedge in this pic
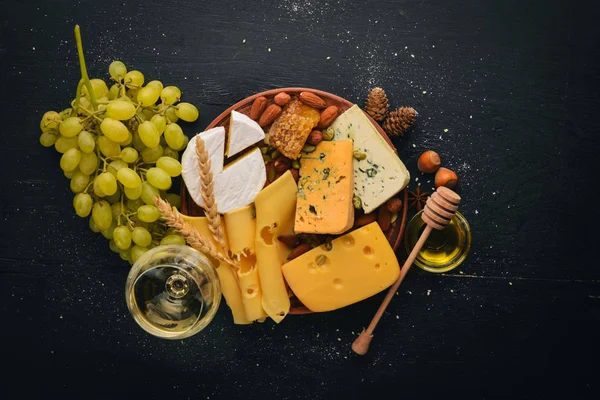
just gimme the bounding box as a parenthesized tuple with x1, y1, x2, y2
(331, 105, 410, 214)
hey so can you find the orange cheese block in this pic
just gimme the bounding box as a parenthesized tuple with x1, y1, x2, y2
(282, 222, 400, 312)
(294, 139, 354, 234)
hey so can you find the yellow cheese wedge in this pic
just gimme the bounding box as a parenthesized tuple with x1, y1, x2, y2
(254, 170, 297, 323)
(295, 140, 354, 234)
(224, 205, 256, 258)
(282, 222, 400, 312)
(181, 213, 250, 325)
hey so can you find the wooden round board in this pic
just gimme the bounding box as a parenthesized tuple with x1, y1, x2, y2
(180, 87, 409, 315)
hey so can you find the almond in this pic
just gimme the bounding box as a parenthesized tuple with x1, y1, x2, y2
(278, 234, 299, 248)
(317, 106, 339, 129)
(377, 207, 392, 232)
(306, 130, 323, 146)
(274, 92, 291, 106)
(286, 243, 312, 261)
(386, 198, 403, 213)
(250, 96, 268, 120)
(299, 92, 327, 109)
(353, 212, 377, 228)
(290, 168, 299, 182)
(273, 156, 292, 172)
(258, 104, 282, 127)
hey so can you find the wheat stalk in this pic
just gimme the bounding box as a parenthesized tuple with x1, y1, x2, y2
(195, 135, 229, 254)
(154, 196, 237, 268)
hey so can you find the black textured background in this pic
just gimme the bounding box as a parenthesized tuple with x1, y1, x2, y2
(1, 0, 599, 399)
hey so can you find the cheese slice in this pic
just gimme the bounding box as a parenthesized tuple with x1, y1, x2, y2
(282, 222, 400, 312)
(182, 129, 266, 214)
(227, 110, 265, 157)
(295, 140, 354, 234)
(331, 105, 410, 213)
(180, 213, 250, 325)
(224, 204, 256, 258)
(254, 170, 297, 323)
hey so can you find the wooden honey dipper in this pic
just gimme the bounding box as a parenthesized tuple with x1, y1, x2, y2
(352, 186, 461, 355)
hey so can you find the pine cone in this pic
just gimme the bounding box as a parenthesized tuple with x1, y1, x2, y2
(364, 87, 389, 122)
(383, 107, 417, 136)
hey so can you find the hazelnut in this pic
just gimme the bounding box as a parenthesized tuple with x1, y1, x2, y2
(290, 168, 300, 182)
(434, 167, 458, 189)
(417, 150, 441, 173)
(306, 130, 324, 146)
(274, 92, 291, 106)
(273, 156, 292, 172)
(386, 198, 403, 213)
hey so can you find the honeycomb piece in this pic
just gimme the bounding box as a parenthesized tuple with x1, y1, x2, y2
(266, 99, 320, 159)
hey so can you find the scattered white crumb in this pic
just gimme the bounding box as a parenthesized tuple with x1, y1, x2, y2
(316, 333, 320, 337)
(407, 290, 412, 294)
(422, 90, 427, 94)
(242, 39, 246, 43)
(450, 289, 454, 293)
(396, 315, 399, 319)
(469, 115, 472, 119)
(443, 129, 449, 133)
(268, 48, 271, 52)
(411, 54, 415, 58)
(326, 56, 331, 60)
(509, 282, 513, 286)
(426, 290, 431, 296)
(415, 177, 419, 182)
(475, 210, 479, 214)
(337, 338, 341, 342)
(412, 143, 416, 148)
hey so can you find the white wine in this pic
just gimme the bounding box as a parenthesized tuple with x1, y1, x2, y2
(126, 245, 221, 339)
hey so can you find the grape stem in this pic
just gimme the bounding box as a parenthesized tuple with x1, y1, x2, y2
(73, 79, 84, 114)
(74, 25, 98, 112)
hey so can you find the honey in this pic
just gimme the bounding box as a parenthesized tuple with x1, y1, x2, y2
(404, 211, 471, 273)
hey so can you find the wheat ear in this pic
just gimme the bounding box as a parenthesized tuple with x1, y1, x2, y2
(195, 135, 228, 254)
(154, 196, 237, 268)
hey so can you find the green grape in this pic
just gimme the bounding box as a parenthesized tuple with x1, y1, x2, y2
(120, 248, 132, 262)
(105, 100, 136, 120)
(77, 130, 96, 153)
(60, 148, 82, 172)
(40, 111, 61, 132)
(159, 135, 167, 147)
(107, 159, 128, 177)
(59, 108, 73, 120)
(116, 167, 142, 188)
(98, 136, 121, 157)
(70, 171, 90, 193)
(122, 131, 133, 146)
(137, 205, 161, 222)
(165, 106, 179, 123)
(97, 172, 118, 196)
(175, 102, 199, 122)
(101, 221, 117, 240)
(146, 80, 164, 92)
(124, 70, 144, 88)
(39, 132, 57, 147)
(146, 167, 172, 190)
(163, 146, 179, 160)
(131, 245, 149, 263)
(132, 131, 147, 152)
(120, 147, 139, 163)
(131, 226, 152, 247)
(98, 96, 110, 103)
(164, 123, 185, 150)
(108, 84, 120, 100)
(105, 186, 122, 203)
(93, 178, 106, 197)
(160, 235, 186, 246)
(177, 135, 189, 151)
(137, 86, 160, 107)
(89, 216, 101, 232)
(109, 239, 120, 253)
(141, 145, 164, 163)
(156, 157, 182, 177)
(127, 198, 144, 211)
(150, 114, 167, 134)
(54, 135, 79, 154)
(138, 121, 160, 147)
(101, 118, 129, 143)
(73, 193, 93, 217)
(113, 226, 132, 250)
(126, 88, 139, 102)
(141, 108, 155, 121)
(111, 202, 122, 221)
(78, 96, 92, 111)
(83, 79, 109, 98)
(140, 182, 160, 205)
(59, 117, 83, 137)
(165, 193, 181, 209)
(92, 200, 113, 231)
(64, 169, 77, 179)
(109, 61, 127, 81)
(160, 86, 181, 105)
(124, 184, 142, 200)
(79, 152, 98, 175)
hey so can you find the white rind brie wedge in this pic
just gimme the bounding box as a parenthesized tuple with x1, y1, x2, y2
(227, 110, 265, 157)
(182, 126, 266, 214)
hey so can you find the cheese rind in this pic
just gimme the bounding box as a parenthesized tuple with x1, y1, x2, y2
(295, 140, 354, 234)
(331, 105, 410, 213)
(282, 222, 400, 312)
(227, 110, 265, 157)
(254, 171, 297, 322)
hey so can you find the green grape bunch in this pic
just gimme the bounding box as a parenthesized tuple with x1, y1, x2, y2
(40, 26, 194, 265)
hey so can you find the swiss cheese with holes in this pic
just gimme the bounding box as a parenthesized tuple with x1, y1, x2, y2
(281, 222, 400, 312)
